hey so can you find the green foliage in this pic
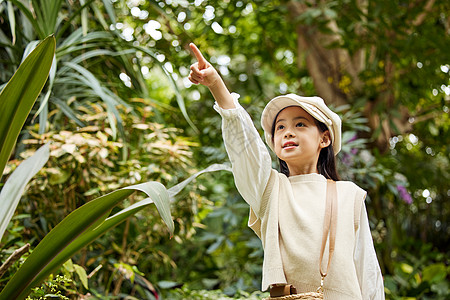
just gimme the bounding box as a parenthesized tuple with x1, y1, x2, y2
(26, 275, 72, 300)
(13, 101, 196, 231)
(1, 0, 449, 299)
(0, 35, 54, 179)
(0, 96, 230, 298)
(0, 33, 54, 238)
(0, 144, 49, 240)
(121, 0, 448, 297)
(0, 0, 194, 148)
(0, 179, 172, 299)
(384, 243, 449, 300)
(0, 35, 54, 297)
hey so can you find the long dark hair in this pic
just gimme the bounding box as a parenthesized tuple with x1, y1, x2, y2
(270, 109, 340, 181)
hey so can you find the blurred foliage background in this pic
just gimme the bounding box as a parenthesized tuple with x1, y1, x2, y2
(0, 0, 449, 299)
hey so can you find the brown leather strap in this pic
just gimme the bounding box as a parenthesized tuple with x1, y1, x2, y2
(269, 180, 337, 297)
(319, 180, 337, 278)
(269, 284, 297, 297)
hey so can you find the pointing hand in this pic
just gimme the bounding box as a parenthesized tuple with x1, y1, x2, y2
(188, 43, 220, 87)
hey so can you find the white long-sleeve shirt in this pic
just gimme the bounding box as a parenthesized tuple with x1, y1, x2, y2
(214, 95, 385, 299)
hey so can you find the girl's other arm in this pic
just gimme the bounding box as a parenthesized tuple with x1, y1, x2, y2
(354, 202, 385, 300)
(188, 43, 235, 109)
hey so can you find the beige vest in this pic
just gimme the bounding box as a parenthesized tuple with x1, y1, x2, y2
(249, 171, 366, 299)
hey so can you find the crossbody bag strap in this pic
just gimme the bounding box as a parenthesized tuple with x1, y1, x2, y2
(268, 179, 338, 298)
(318, 179, 338, 279)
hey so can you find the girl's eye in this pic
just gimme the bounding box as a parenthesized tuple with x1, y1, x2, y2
(296, 122, 305, 127)
(276, 124, 285, 130)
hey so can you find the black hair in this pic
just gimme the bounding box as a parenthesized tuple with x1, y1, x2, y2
(270, 108, 340, 181)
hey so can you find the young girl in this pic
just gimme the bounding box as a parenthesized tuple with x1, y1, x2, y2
(188, 43, 385, 300)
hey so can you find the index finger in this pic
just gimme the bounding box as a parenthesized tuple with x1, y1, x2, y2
(189, 43, 207, 69)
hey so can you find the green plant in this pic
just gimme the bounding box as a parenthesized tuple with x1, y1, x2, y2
(0, 35, 55, 240)
(1, 0, 196, 143)
(0, 35, 54, 180)
(384, 242, 449, 300)
(0, 175, 174, 299)
(26, 274, 73, 300)
(0, 162, 229, 299)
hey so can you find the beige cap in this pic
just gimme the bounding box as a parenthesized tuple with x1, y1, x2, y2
(261, 94, 342, 155)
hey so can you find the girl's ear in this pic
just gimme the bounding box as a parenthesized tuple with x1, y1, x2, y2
(320, 130, 332, 149)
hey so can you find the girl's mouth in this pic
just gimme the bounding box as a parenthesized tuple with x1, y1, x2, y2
(282, 141, 298, 149)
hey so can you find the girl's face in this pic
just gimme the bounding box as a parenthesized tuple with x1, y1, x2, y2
(273, 106, 331, 175)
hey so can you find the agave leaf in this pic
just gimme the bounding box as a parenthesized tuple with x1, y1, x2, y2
(168, 163, 232, 200)
(23, 183, 172, 297)
(57, 30, 112, 55)
(124, 182, 174, 234)
(0, 143, 50, 240)
(0, 35, 55, 179)
(69, 49, 136, 65)
(57, 27, 84, 50)
(0, 180, 172, 300)
(0, 163, 232, 299)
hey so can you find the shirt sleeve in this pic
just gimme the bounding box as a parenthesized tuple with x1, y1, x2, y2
(213, 93, 272, 216)
(354, 202, 385, 300)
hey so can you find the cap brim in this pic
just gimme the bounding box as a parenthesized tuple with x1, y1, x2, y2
(261, 94, 341, 155)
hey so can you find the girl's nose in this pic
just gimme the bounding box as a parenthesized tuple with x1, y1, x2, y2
(284, 129, 295, 138)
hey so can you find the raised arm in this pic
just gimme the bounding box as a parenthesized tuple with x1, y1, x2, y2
(188, 43, 272, 217)
(188, 43, 235, 109)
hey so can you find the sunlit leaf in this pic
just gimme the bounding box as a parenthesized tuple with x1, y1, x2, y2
(168, 163, 232, 200)
(0, 143, 50, 239)
(73, 264, 89, 289)
(0, 35, 55, 179)
(423, 263, 447, 284)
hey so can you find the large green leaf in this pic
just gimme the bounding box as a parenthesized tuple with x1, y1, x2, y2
(26, 184, 170, 293)
(0, 35, 55, 179)
(0, 143, 50, 240)
(0, 164, 231, 300)
(168, 163, 232, 199)
(0, 181, 172, 300)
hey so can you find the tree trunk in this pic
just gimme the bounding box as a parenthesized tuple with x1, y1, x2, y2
(288, 0, 416, 152)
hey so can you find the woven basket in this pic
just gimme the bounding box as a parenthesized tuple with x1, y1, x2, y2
(264, 291, 323, 300)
